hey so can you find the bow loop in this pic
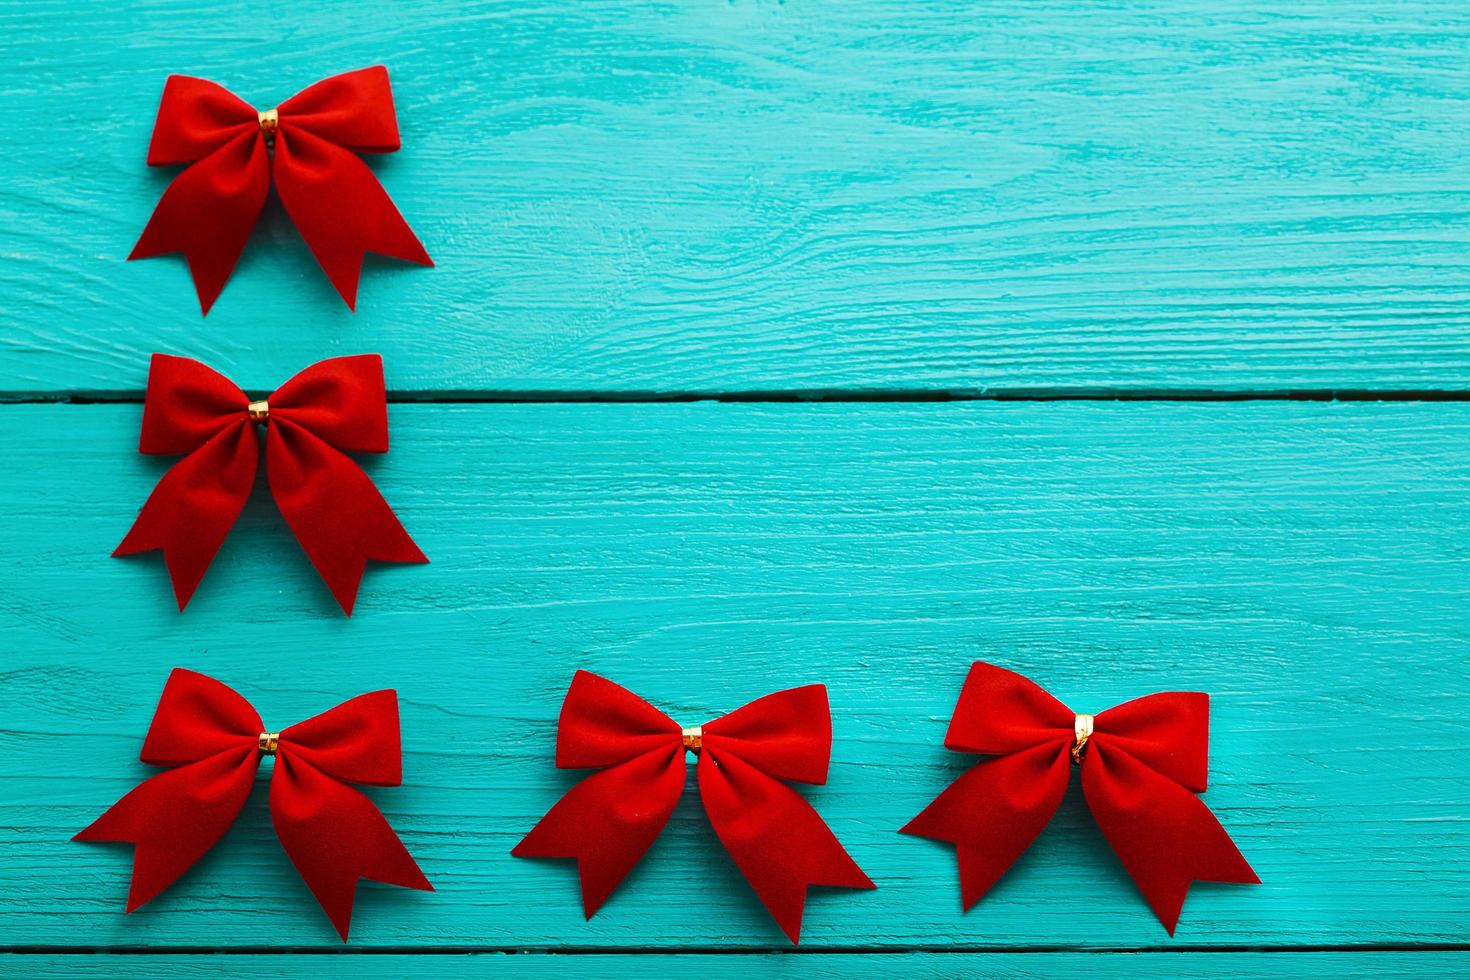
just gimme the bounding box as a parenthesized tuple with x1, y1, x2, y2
(270, 355, 389, 454)
(145, 75, 258, 166)
(280, 690, 403, 787)
(139, 668, 263, 766)
(1095, 691, 1210, 793)
(553, 670, 681, 769)
(944, 661, 1076, 755)
(137, 353, 250, 455)
(277, 65, 401, 152)
(704, 684, 831, 785)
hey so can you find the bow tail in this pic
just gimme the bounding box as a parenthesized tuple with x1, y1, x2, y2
(698, 750, 873, 944)
(901, 742, 1071, 910)
(1083, 745, 1258, 934)
(74, 749, 259, 911)
(512, 746, 686, 919)
(265, 420, 426, 615)
(271, 754, 432, 941)
(273, 129, 431, 309)
(114, 422, 259, 610)
(129, 132, 271, 314)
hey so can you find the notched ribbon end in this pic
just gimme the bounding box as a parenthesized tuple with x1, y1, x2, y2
(325, 538, 431, 616)
(70, 828, 163, 914)
(127, 212, 240, 317)
(895, 822, 991, 913)
(111, 538, 207, 613)
(1156, 860, 1262, 936)
(322, 238, 435, 312)
(323, 865, 435, 942)
(509, 839, 618, 922)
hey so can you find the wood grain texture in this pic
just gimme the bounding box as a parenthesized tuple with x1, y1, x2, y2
(6, 953, 1469, 979)
(4, 1, 1470, 393)
(1, 402, 1466, 949)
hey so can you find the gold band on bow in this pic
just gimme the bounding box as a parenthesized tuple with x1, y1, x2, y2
(257, 107, 279, 141)
(258, 731, 280, 754)
(247, 399, 269, 422)
(1071, 714, 1094, 765)
(681, 726, 702, 753)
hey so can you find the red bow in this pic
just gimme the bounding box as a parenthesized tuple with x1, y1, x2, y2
(75, 669, 433, 940)
(114, 353, 427, 615)
(902, 662, 1258, 933)
(512, 671, 874, 943)
(129, 66, 432, 313)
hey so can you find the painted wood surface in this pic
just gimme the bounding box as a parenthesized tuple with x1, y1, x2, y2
(5, 0, 1468, 974)
(6, 953, 1469, 979)
(2, 402, 1466, 950)
(5, 0, 1470, 394)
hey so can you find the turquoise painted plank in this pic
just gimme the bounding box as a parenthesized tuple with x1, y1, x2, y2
(0, 402, 1466, 949)
(4, 1, 1470, 393)
(6, 953, 1469, 979)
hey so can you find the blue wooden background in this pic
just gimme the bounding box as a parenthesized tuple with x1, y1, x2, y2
(2, 1, 1468, 976)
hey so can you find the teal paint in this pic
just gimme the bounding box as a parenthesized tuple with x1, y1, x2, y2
(2, 0, 1467, 973)
(4, 1, 1470, 392)
(1, 403, 1466, 951)
(6, 953, 1470, 979)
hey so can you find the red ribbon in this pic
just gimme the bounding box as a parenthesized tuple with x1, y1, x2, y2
(114, 353, 427, 615)
(129, 66, 432, 313)
(75, 669, 433, 940)
(902, 662, 1258, 932)
(512, 671, 874, 943)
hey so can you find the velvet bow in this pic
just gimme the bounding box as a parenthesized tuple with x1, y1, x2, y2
(130, 66, 432, 313)
(114, 353, 427, 614)
(512, 671, 874, 943)
(75, 669, 433, 940)
(902, 662, 1258, 933)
